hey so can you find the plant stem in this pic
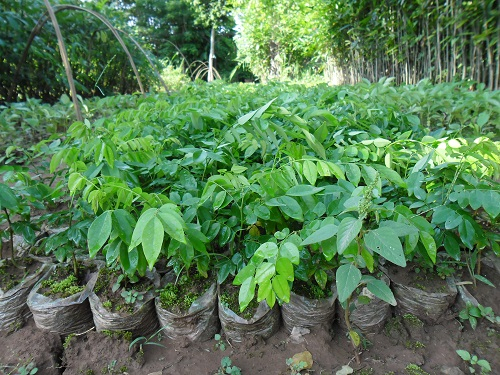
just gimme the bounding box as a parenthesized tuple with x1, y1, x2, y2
(3, 208, 18, 268)
(344, 295, 361, 365)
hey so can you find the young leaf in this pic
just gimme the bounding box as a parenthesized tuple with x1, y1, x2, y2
(272, 274, 291, 303)
(303, 160, 318, 185)
(233, 263, 256, 285)
(88, 211, 112, 257)
(418, 231, 437, 263)
(254, 242, 279, 259)
(349, 330, 361, 347)
(257, 279, 272, 302)
(301, 224, 338, 246)
(276, 257, 294, 281)
(456, 350, 471, 361)
(366, 279, 396, 306)
(113, 209, 135, 244)
(239, 276, 256, 312)
(336, 264, 362, 303)
(0, 183, 18, 210)
(129, 208, 157, 250)
(275, 196, 303, 221)
(279, 242, 300, 264)
(158, 209, 186, 244)
(364, 227, 406, 267)
(255, 262, 276, 284)
(337, 217, 362, 255)
(141, 216, 164, 270)
(286, 184, 325, 197)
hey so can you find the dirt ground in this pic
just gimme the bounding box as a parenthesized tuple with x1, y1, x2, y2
(1, 261, 499, 375)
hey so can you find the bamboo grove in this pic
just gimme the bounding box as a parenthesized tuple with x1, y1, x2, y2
(327, 0, 500, 89)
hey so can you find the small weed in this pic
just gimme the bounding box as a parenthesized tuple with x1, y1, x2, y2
(40, 274, 84, 298)
(63, 333, 76, 349)
(355, 369, 374, 375)
(4, 361, 39, 375)
(129, 327, 166, 353)
(405, 340, 426, 350)
(215, 333, 226, 351)
(405, 363, 430, 375)
(102, 330, 133, 342)
(456, 349, 492, 374)
(121, 289, 144, 304)
(459, 302, 500, 330)
(215, 357, 241, 375)
(403, 314, 424, 328)
(285, 357, 308, 374)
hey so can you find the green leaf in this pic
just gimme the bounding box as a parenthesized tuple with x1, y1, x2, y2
(0, 183, 18, 210)
(477, 112, 489, 127)
(213, 190, 227, 210)
(314, 269, 328, 290)
(364, 227, 406, 267)
(480, 190, 500, 218)
(337, 218, 362, 255)
(238, 276, 256, 312)
(372, 164, 406, 187)
(254, 242, 279, 259)
(303, 160, 318, 185)
(419, 231, 437, 264)
(301, 224, 338, 246)
(286, 184, 325, 196)
(255, 262, 276, 284)
(458, 219, 476, 249)
(272, 274, 291, 303)
(349, 330, 361, 347)
(129, 208, 157, 250)
(474, 275, 495, 288)
(444, 233, 461, 261)
(301, 129, 326, 159)
(88, 211, 112, 257)
(234, 263, 256, 285)
(476, 359, 491, 371)
(276, 257, 294, 281)
(141, 216, 164, 270)
(275, 196, 303, 221)
(373, 138, 391, 147)
(366, 279, 396, 306)
(279, 242, 300, 264)
(158, 209, 186, 244)
(257, 279, 272, 302)
(113, 209, 135, 244)
(456, 350, 471, 361)
(345, 164, 361, 186)
(336, 264, 362, 303)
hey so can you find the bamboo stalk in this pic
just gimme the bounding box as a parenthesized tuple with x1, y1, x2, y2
(42, 0, 82, 122)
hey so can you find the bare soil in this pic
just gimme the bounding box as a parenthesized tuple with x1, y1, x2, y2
(0, 262, 499, 375)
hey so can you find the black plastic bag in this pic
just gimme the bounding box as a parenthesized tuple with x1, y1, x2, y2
(0, 261, 49, 331)
(281, 283, 337, 333)
(155, 279, 219, 342)
(27, 263, 95, 335)
(218, 285, 280, 343)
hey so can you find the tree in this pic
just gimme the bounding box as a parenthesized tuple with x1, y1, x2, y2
(185, 0, 233, 81)
(231, 0, 331, 81)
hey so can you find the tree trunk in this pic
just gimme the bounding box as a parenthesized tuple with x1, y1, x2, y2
(208, 26, 215, 82)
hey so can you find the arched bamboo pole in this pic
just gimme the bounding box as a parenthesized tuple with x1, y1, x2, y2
(42, 0, 82, 121)
(8, 4, 157, 115)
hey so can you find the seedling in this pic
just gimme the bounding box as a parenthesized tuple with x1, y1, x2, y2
(121, 289, 144, 304)
(214, 333, 226, 351)
(285, 357, 308, 375)
(459, 302, 500, 330)
(456, 350, 492, 374)
(215, 357, 241, 375)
